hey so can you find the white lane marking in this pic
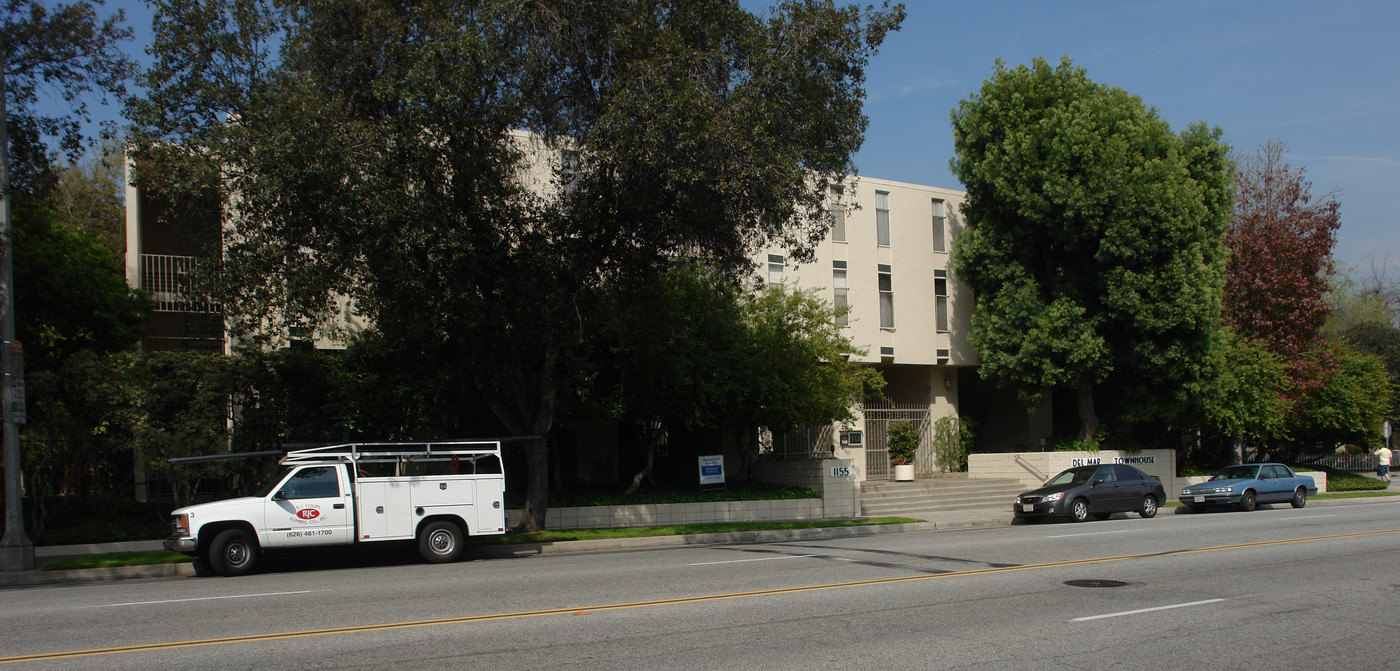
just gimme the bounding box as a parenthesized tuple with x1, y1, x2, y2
(98, 590, 314, 608)
(1279, 514, 1334, 521)
(1072, 599, 1225, 622)
(689, 554, 818, 566)
(1046, 529, 1139, 539)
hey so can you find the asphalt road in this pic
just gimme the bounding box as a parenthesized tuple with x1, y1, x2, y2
(3, 498, 1399, 670)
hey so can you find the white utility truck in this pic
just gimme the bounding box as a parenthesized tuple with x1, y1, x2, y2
(165, 440, 507, 576)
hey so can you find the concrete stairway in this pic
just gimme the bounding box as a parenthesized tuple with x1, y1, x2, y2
(860, 474, 1029, 521)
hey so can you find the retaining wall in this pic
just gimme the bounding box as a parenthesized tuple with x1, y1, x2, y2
(506, 458, 859, 530)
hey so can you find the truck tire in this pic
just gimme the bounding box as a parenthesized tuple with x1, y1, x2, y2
(418, 520, 464, 564)
(209, 529, 259, 577)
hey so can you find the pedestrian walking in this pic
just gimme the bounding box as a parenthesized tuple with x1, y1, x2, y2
(1376, 445, 1393, 483)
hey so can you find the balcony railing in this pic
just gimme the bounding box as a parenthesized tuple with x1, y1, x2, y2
(140, 254, 219, 313)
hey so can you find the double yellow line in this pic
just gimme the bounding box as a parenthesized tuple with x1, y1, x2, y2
(6, 527, 1398, 664)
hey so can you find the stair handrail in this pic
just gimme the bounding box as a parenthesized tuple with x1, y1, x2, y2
(1013, 454, 1047, 484)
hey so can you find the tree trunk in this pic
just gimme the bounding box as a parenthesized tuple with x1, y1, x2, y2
(478, 341, 563, 534)
(1075, 381, 1100, 444)
(623, 422, 662, 496)
(515, 436, 550, 533)
(1231, 432, 1245, 464)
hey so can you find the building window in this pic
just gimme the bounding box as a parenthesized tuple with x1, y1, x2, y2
(560, 149, 581, 192)
(833, 267, 849, 326)
(934, 269, 949, 332)
(830, 187, 846, 243)
(878, 264, 894, 329)
(932, 199, 946, 252)
(767, 254, 784, 288)
(876, 191, 890, 247)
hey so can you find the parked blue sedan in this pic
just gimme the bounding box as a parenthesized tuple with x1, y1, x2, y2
(1179, 463, 1317, 512)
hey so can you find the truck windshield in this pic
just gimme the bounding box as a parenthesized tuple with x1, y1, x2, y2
(253, 468, 295, 498)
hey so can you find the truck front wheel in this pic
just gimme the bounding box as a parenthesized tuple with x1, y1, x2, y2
(418, 521, 464, 564)
(209, 529, 259, 577)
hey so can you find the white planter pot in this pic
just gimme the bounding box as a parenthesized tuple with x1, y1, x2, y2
(893, 464, 915, 481)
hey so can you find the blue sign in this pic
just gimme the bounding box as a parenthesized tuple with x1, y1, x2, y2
(698, 455, 725, 488)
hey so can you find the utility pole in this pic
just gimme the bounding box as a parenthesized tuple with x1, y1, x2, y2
(0, 70, 36, 571)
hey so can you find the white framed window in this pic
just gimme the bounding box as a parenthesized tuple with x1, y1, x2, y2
(878, 264, 894, 329)
(876, 191, 890, 246)
(935, 270, 949, 332)
(767, 254, 784, 288)
(830, 187, 846, 243)
(833, 267, 849, 326)
(932, 199, 946, 252)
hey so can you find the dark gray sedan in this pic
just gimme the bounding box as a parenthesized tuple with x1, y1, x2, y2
(1179, 463, 1317, 512)
(1014, 464, 1166, 523)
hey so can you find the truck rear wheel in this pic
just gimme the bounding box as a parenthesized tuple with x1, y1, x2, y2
(418, 521, 464, 564)
(209, 529, 259, 576)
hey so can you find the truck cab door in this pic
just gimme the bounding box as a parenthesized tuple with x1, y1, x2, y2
(263, 465, 354, 549)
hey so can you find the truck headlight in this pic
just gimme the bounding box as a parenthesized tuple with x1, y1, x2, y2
(171, 514, 189, 535)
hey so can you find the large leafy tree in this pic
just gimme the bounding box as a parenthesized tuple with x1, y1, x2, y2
(127, 0, 903, 531)
(1224, 140, 1341, 398)
(1336, 322, 1400, 434)
(949, 57, 1233, 443)
(2, 0, 136, 178)
(593, 265, 882, 491)
(1282, 342, 1391, 457)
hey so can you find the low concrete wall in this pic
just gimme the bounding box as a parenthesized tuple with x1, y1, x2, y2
(970, 449, 1180, 493)
(507, 458, 859, 530)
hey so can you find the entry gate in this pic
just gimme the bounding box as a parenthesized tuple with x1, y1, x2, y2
(864, 402, 931, 480)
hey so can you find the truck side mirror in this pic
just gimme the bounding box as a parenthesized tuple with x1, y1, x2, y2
(273, 490, 288, 501)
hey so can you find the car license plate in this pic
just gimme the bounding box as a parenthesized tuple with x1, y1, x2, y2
(1022, 504, 1033, 512)
(1193, 496, 1204, 503)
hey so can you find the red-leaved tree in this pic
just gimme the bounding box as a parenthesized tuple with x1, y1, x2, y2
(1224, 140, 1341, 400)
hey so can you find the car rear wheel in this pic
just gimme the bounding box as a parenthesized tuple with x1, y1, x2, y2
(1291, 487, 1307, 508)
(1240, 490, 1257, 512)
(1069, 498, 1090, 523)
(418, 520, 464, 564)
(1139, 495, 1158, 519)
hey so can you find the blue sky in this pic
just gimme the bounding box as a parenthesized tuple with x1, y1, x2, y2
(844, 0, 1398, 274)
(75, 0, 1399, 273)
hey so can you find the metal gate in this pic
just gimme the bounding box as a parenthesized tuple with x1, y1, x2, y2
(864, 402, 931, 480)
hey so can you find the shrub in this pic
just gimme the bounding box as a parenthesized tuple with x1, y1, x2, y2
(932, 416, 975, 472)
(886, 422, 920, 466)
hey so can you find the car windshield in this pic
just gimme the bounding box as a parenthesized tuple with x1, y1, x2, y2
(1045, 467, 1099, 486)
(1211, 465, 1260, 481)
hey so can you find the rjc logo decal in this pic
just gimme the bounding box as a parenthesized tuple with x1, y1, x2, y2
(296, 508, 320, 521)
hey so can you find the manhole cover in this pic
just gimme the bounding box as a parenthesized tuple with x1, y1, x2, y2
(1064, 579, 1128, 588)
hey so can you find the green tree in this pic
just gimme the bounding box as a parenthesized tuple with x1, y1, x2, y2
(592, 264, 882, 492)
(12, 199, 149, 371)
(2, 0, 136, 166)
(949, 57, 1232, 443)
(1200, 331, 1289, 463)
(127, 0, 903, 531)
(1336, 322, 1400, 431)
(1283, 342, 1392, 457)
(48, 135, 126, 258)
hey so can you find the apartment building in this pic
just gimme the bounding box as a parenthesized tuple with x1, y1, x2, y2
(125, 136, 1050, 485)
